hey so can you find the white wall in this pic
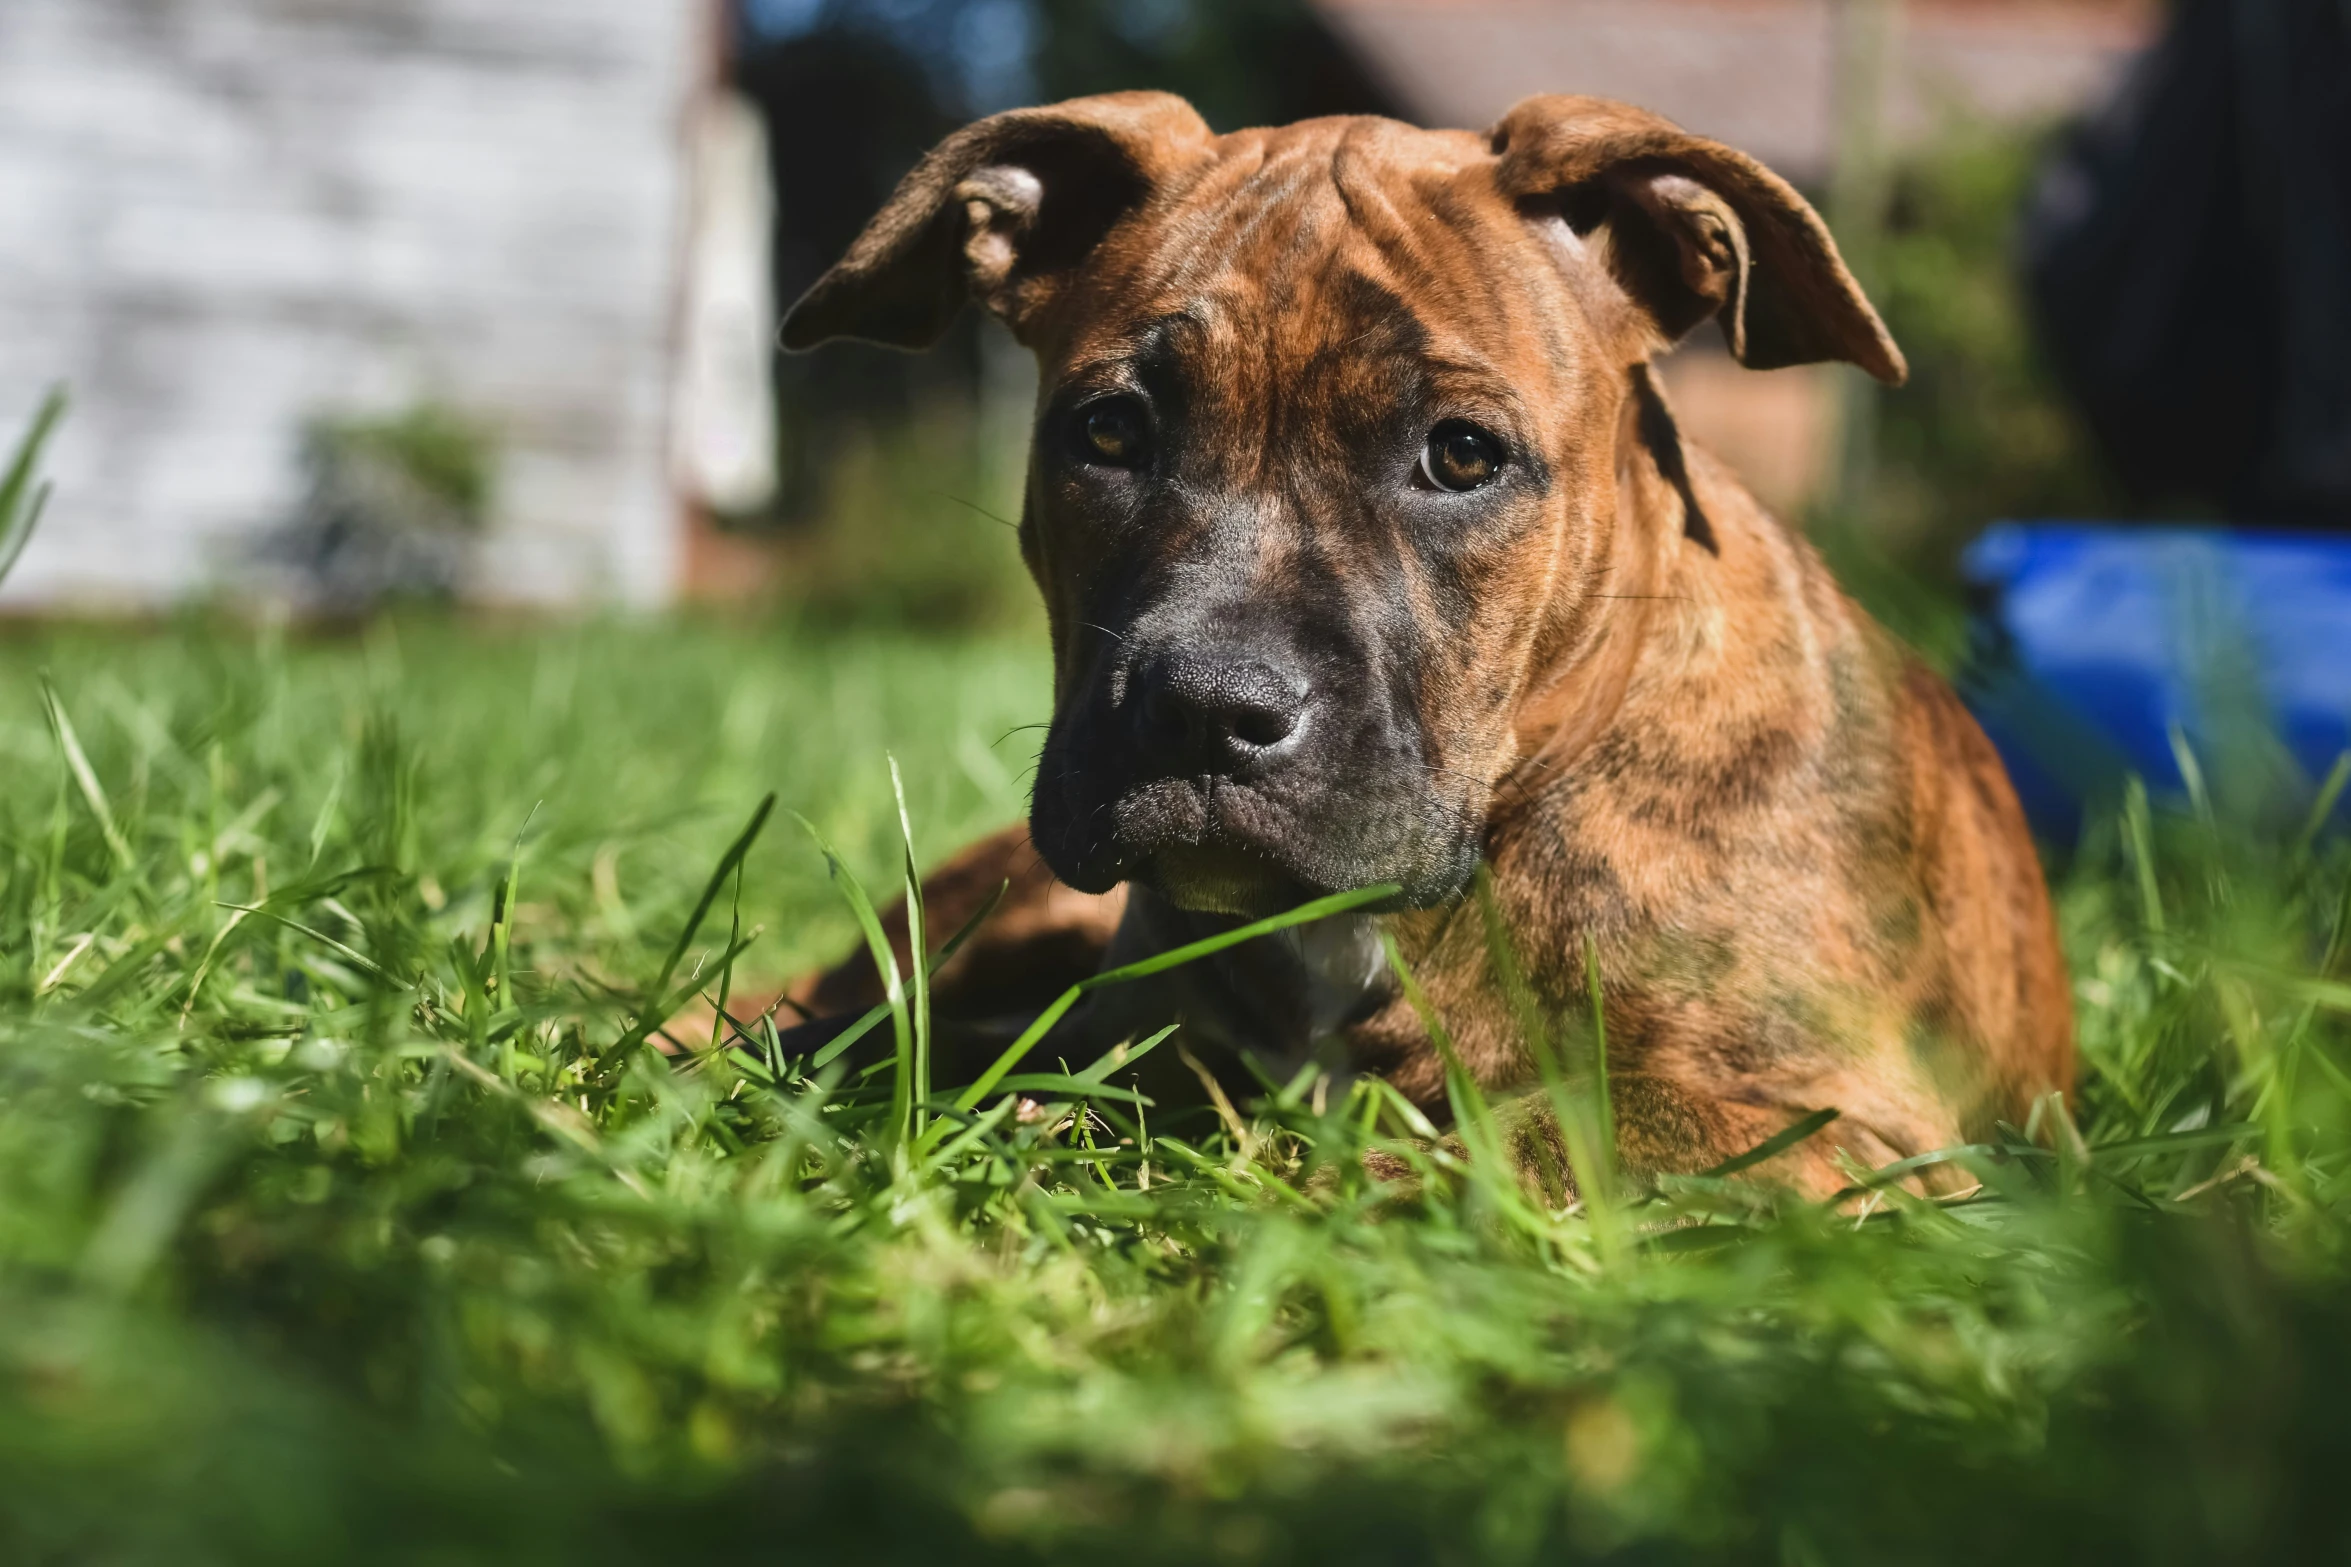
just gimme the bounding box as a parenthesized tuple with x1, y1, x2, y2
(0, 0, 706, 608)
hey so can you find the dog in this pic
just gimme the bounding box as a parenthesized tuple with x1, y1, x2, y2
(777, 92, 2073, 1195)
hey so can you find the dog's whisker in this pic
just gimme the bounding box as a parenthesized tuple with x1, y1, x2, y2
(928, 489, 1021, 531)
(1412, 761, 1493, 791)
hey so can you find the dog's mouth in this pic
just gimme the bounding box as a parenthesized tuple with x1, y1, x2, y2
(1035, 766, 1482, 917)
(1083, 775, 1327, 916)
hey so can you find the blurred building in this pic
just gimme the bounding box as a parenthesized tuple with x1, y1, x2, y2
(1319, 0, 2157, 518)
(0, 0, 738, 609)
(1318, 0, 2154, 185)
(0, 0, 2161, 610)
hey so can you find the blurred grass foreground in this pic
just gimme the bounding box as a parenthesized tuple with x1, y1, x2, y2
(1, 439, 2351, 1564)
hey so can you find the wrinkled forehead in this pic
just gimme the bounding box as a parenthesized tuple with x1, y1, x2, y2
(1056, 118, 1595, 395)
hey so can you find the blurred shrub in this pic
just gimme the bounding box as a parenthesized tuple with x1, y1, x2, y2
(256, 402, 497, 613)
(769, 403, 1039, 630)
(1854, 121, 2126, 567)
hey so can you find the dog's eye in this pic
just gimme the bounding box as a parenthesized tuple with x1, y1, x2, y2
(1074, 397, 1149, 468)
(1419, 421, 1504, 492)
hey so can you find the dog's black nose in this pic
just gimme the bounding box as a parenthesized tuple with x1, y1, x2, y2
(1135, 651, 1309, 773)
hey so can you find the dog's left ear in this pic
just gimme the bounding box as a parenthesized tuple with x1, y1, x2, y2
(1492, 95, 1906, 384)
(783, 91, 1213, 352)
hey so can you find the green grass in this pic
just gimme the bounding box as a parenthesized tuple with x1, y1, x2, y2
(3, 608, 2349, 1565)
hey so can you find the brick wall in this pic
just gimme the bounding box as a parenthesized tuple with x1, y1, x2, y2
(0, 0, 706, 608)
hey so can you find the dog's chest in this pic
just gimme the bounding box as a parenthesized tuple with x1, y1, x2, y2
(1284, 914, 1392, 1040)
(1113, 893, 1394, 1074)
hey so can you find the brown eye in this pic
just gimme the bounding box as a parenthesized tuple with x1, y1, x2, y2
(1075, 396, 1149, 467)
(1419, 420, 1503, 492)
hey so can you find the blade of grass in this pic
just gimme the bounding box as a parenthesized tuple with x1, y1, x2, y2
(917, 1095, 1018, 1171)
(1379, 929, 1498, 1156)
(794, 812, 913, 1148)
(706, 853, 746, 1056)
(980, 1074, 1153, 1106)
(2165, 723, 2207, 816)
(2293, 750, 2351, 860)
(1365, 1077, 1442, 1142)
(603, 794, 775, 1060)
(809, 877, 1008, 1069)
(2085, 1122, 2257, 1161)
(1380, 930, 1556, 1240)
(42, 677, 133, 871)
(36, 933, 96, 996)
(889, 757, 931, 1136)
(652, 793, 774, 1000)
(1072, 1022, 1179, 1085)
(0, 387, 64, 589)
(1178, 1042, 1258, 1164)
(1584, 932, 1617, 1194)
(2123, 775, 2165, 938)
(215, 902, 404, 990)
(2216, 963, 2351, 1015)
(305, 758, 346, 869)
(1697, 1107, 1842, 1180)
(1474, 867, 1579, 1208)
(490, 801, 540, 1010)
(67, 930, 179, 1013)
(1083, 883, 1399, 986)
(1821, 1141, 2048, 1204)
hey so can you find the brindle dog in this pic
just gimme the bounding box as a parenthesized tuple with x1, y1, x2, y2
(779, 92, 2073, 1195)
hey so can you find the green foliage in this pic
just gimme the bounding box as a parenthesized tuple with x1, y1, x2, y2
(1, 608, 2350, 1563)
(261, 402, 505, 610)
(304, 402, 497, 529)
(1851, 122, 2124, 567)
(774, 407, 1041, 630)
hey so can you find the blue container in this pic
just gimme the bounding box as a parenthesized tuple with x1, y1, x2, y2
(1960, 523, 2351, 839)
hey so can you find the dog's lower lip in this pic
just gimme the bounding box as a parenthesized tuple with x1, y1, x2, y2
(1144, 841, 1315, 916)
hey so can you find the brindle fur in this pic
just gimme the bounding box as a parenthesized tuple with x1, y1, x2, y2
(779, 93, 2073, 1196)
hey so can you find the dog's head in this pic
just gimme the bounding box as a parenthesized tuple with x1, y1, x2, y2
(786, 93, 1901, 915)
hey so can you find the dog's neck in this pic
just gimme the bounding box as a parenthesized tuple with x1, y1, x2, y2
(1501, 361, 1699, 792)
(1095, 886, 1390, 1071)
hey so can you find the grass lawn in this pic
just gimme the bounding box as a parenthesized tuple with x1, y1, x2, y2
(2, 611, 2349, 1565)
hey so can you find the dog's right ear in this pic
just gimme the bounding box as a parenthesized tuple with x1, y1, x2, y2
(1491, 95, 1905, 384)
(782, 91, 1212, 353)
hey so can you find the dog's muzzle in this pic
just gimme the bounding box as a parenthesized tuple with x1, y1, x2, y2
(1031, 636, 1480, 917)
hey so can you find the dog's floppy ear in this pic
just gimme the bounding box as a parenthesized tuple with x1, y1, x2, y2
(1491, 95, 1906, 384)
(782, 91, 1212, 352)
